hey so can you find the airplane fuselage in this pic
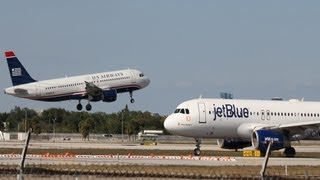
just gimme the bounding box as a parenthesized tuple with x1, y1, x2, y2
(4, 69, 149, 102)
(164, 98, 320, 139)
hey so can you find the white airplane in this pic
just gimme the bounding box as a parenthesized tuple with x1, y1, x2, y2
(164, 98, 320, 157)
(3, 51, 150, 111)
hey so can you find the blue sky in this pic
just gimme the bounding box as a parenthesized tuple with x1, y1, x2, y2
(1, 1, 320, 115)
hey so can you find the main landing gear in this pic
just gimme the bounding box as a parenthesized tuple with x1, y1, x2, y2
(77, 103, 82, 111)
(284, 147, 296, 157)
(86, 103, 92, 111)
(76, 100, 92, 111)
(129, 91, 135, 103)
(193, 138, 202, 156)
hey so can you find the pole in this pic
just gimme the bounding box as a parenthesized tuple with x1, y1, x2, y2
(121, 112, 123, 143)
(260, 140, 273, 177)
(18, 128, 31, 180)
(53, 117, 56, 142)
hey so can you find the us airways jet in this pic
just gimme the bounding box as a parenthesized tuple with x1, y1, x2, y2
(164, 98, 320, 157)
(3, 51, 150, 111)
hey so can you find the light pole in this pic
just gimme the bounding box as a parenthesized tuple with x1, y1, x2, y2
(121, 112, 123, 143)
(53, 117, 56, 142)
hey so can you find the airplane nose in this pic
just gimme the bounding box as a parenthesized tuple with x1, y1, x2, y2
(145, 78, 150, 86)
(164, 115, 175, 133)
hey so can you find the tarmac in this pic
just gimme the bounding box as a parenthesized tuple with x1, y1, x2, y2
(1, 141, 320, 166)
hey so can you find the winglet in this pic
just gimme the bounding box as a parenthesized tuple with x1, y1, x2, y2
(5, 51, 16, 58)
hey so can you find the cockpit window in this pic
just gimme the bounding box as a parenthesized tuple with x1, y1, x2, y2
(174, 108, 190, 114)
(139, 73, 144, 77)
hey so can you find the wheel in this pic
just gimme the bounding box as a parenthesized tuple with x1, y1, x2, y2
(77, 103, 83, 111)
(130, 98, 135, 103)
(193, 148, 201, 156)
(86, 104, 92, 111)
(284, 147, 296, 157)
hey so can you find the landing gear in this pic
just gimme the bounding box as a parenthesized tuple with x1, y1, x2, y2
(194, 148, 201, 156)
(193, 138, 202, 156)
(86, 103, 92, 111)
(284, 147, 296, 157)
(77, 103, 83, 111)
(129, 91, 135, 103)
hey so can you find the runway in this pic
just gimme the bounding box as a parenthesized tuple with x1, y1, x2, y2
(2, 140, 320, 153)
(1, 141, 320, 167)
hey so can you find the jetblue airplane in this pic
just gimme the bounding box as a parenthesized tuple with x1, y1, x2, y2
(3, 51, 150, 111)
(164, 98, 320, 157)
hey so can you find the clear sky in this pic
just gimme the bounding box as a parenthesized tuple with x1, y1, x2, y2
(1, 1, 320, 115)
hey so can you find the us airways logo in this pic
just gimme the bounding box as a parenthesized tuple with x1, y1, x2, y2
(213, 104, 249, 120)
(11, 68, 22, 77)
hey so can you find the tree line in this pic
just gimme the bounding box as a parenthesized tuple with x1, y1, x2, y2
(0, 105, 167, 138)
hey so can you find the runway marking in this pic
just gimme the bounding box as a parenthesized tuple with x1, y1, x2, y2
(0, 154, 236, 162)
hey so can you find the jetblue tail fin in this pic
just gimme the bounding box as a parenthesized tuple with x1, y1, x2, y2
(4, 51, 36, 86)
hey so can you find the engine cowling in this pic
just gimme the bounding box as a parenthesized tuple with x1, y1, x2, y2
(217, 139, 252, 149)
(252, 129, 290, 152)
(102, 89, 117, 102)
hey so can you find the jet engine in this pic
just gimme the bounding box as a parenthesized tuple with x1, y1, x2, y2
(252, 129, 290, 152)
(102, 89, 117, 102)
(217, 139, 252, 149)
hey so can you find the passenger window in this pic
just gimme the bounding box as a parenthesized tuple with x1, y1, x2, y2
(186, 109, 190, 114)
(180, 109, 185, 114)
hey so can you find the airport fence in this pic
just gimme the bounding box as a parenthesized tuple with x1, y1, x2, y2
(0, 163, 320, 179)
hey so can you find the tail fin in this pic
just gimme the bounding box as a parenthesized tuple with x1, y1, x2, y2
(4, 51, 36, 86)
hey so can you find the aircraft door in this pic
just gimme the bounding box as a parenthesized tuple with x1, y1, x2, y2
(261, 110, 265, 120)
(198, 102, 206, 123)
(36, 85, 41, 96)
(266, 110, 270, 120)
(130, 71, 136, 83)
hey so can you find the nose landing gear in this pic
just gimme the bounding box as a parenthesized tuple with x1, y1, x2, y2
(193, 138, 202, 156)
(129, 91, 135, 103)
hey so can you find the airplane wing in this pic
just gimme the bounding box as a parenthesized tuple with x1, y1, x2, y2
(272, 120, 320, 135)
(85, 81, 103, 97)
(256, 120, 320, 139)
